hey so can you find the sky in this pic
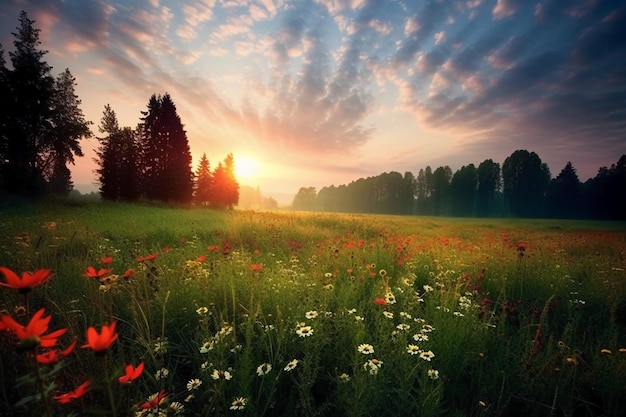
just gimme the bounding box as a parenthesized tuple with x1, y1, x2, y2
(1, 0, 625, 204)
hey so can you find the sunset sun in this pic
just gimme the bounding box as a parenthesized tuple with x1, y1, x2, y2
(235, 156, 259, 181)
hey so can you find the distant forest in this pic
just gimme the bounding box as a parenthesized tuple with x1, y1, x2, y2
(293, 150, 626, 220)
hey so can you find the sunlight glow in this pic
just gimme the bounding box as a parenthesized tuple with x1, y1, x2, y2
(235, 156, 259, 181)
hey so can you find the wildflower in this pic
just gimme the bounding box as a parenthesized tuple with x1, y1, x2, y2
(1, 308, 67, 351)
(53, 380, 91, 404)
(139, 390, 168, 410)
(413, 333, 429, 342)
(305, 310, 318, 319)
(383, 311, 394, 319)
(154, 338, 168, 355)
(122, 268, 135, 279)
(100, 256, 113, 264)
(427, 368, 440, 380)
(82, 321, 118, 353)
(187, 378, 203, 390)
(199, 340, 214, 353)
(81, 266, 112, 279)
(420, 350, 435, 361)
(354, 315, 364, 322)
(453, 311, 465, 317)
(168, 402, 185, 414)
(358, 343, 374, 354)
(284, 359, 298, 371)
(257, 363, 272, 376)
(379, 269, 387, 277)
(601, 349, 612, 354)
(230, 397, 247, 411)
(397, 323, 411, 331)
(620, 348, 626, 353)
(423, 284, 434, 292)
(364, 358, 383, 375)
(399, 311, 412, 320)
(324, 272, 333, 278)
(407, 344, 421, 355)
(196, 306, 209, 315)
(347, 308, 357, 314)
(296, 325, 313, 337)
(0, 267, 53, 294)
(374, 298, 387, 306)
(421, 324, 435, 333)
(36, 339, 77, 364)
(137, 253, 158, 262)
(118, 362, 144, 384)
(338, 373, 351, 382)
(162, 246, 171, 253)
(566, 357, 578, 365)
(478, 400, 487, 407)
(211, 369, 233, 380)
(196, 255, 207, 262)
(251, 263, 263, 271)
(322, 283, 334, 290)
(384, 292, 396, 304)
(155, 368, 169, 380)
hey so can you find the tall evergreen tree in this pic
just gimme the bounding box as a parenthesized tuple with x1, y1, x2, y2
(194, 153, 213, 206)
(139, 93, 193, 203)
(95, 105, 140, 201)
(0, 12, 91, 196)
(450, 164, 478, 217)
(3, 11, 55, 195)
(545, 162, 581, 219)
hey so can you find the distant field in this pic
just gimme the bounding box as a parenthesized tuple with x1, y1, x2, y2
(1, 201, 625, 417)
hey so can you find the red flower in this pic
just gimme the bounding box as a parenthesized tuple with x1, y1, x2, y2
(100, 256, 113, 264)
(137, 253, 158, 262)
(251, 263, 263, 271)
(0, 266, 53, 294)
(0, 308, 67, 350)
(82, 266, 112, 279)
(139, 390, 168, 410)
(207, 245, 220, 252)
(122, 268, 135, 278)
(196, 255, 207, 262)
(36, 339, 77, 364)
(53, 380, 91, 404)
(82, 321, 118, 353)
(162, 246, 171, 253)
(119, 362, 144, 384)
(374, 298, 387, 306)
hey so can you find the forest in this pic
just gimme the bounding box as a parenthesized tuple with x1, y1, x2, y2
(293, 152, 626, 220)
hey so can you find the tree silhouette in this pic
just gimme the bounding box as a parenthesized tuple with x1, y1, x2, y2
(545, 162, 581, 218)
(138, 93, 193, 203)
(450, 164, 478, 217)
(502, 150, 550, 217)
(293, 187, 317, 211)
(0, 12, 91, 197)
(194, 153, 213, 206)
(95, 105, 139, 201)
(477, 159, 501, 217)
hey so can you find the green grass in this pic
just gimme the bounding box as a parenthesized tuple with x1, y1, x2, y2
(0, 201, 625, 416)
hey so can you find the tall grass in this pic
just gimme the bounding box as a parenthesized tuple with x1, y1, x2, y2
(0, 201, 625, 416)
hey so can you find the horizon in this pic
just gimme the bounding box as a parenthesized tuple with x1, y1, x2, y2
(1, 0, 625, 203)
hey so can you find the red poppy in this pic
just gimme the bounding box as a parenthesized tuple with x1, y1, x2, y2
(139, 390, 168, 410)
(100, 256, 113, 264)
(0, 308, 67, 350)
(122, 268, 135, 278)
(207, 245, 220, 252)
(137, 253, 158, 262)
(374, 298, 387, 306)
(82, 266, 112, 279)
(53, 380, 91, 404)
(0, 267, 53, 294)
(119, 362, 144, 384)
(36, 339, 77, 364)
(251, 263, 263, 271)
(196, 255, 207, 262)
(82, 321, 118, 353)
(162, 246, 171, 253)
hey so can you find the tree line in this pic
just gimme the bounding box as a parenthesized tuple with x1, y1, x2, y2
(293, 150, 626, 220)
(0, 11, 240, 208)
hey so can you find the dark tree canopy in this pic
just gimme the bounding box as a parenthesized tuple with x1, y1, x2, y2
(0, 11, 91, 197)
(194, 153, 213, 205)
(502, 150, 551, 217)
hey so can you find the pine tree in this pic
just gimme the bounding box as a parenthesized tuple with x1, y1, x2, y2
(139, 93, 193, 203)
(3, 11, 55, 195)
(194, 153, 213, 206)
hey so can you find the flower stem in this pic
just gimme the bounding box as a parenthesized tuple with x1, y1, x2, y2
(33, 359, 53, 417)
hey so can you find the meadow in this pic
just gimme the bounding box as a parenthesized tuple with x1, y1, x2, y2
(0, 201, 625, 417)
